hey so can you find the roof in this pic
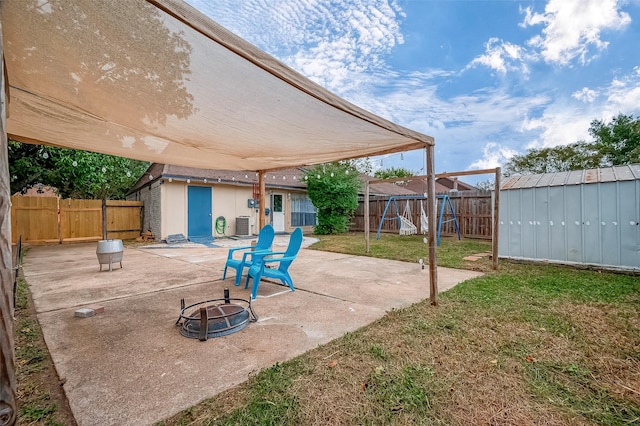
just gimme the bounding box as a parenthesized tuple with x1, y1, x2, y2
(129, 163, 416, 197)
(2, 0, 433, 172)
(359, 174, 420, 196)
(402, 177, 476, 194)
(501, 164, 640, 190)
(129, 164, 307, 193)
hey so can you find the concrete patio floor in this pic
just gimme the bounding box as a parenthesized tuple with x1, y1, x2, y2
(22, 238, 483, 426)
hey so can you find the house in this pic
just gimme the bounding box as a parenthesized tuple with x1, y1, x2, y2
(128, 163, 413, 241)
(401, 176, 476, 194)
(128, 164, 313, 240)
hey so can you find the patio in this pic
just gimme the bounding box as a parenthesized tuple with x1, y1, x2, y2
(22, 238, 482, 425)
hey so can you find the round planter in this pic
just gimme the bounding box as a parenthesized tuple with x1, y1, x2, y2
(96, 239, 124, 272)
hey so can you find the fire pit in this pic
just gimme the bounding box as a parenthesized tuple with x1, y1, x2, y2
(176, 289, 257, 340)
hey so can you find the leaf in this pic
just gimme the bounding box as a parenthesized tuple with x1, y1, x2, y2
(328, 360, 338, 368)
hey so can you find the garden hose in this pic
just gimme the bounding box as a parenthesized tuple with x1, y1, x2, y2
(215, 216, 226, 236)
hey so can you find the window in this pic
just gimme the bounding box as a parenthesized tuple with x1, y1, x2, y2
(290, 193, 316, 227)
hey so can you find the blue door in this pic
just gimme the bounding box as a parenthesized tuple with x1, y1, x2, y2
(188, 186, 212, 239)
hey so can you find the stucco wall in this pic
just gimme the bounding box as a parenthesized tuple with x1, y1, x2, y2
(213, 185, 257, 236)
(162, 182, 187, 239)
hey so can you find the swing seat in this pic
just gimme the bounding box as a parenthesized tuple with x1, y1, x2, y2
(399, 215, 417, 235)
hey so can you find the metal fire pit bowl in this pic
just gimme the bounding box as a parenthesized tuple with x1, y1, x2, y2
(176, 289, 257, 341)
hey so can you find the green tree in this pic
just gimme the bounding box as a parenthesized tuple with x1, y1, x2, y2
(9, 141, 148, 199)
(503, 141, 602, 176)
(305, 162, 361, 235)
(590, 113, 640, 166)
(373, 166, 417, 180)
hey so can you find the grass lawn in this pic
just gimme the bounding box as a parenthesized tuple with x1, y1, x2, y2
(14, 234, 639, 425)
(160, 234, 640, 425)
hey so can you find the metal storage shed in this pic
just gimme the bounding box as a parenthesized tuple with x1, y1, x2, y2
(499, 164, 640, 271)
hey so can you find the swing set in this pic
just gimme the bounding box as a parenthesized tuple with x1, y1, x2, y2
(375, 195, 460, 245)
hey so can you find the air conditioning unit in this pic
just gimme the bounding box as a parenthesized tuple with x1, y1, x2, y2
(235, 216, 251, 237)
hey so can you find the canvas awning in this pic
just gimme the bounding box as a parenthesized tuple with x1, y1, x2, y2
(2, 0, 433, 172)
(0, 3, 440, 420)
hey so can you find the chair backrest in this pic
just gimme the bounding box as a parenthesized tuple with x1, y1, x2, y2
(255, 224, 275, 251)
(279, 228, 303, 271)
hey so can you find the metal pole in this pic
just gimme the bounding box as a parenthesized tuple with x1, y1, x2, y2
(426, 145, 438, 306)
(364, 181, 370, 253)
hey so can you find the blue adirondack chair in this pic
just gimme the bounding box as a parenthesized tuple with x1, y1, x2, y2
(222, 224, 275, 285)
(245, 227, 303, 299)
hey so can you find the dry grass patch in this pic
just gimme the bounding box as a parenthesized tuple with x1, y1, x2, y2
(161, 236, 640, 425)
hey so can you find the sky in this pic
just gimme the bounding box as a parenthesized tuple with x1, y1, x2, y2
(186, 0, 640, 183)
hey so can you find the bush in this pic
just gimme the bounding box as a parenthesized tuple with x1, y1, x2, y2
(306, 163, 361, 234)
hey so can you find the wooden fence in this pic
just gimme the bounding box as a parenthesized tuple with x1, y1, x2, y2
(351, 190, 493, 239)
(10, 196, 143, 244)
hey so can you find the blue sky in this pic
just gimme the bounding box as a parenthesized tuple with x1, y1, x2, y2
(186, 0, 640, 183)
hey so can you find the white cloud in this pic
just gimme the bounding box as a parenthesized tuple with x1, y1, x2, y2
(469, 143, 518, 170)
(520, 0, 631, 65)
(572, 87, 598, 103)
(521, 108, 594, 149)
(602, 67, 640, 117)
(467, 38, 530, 75)
(187, 0, 405, 93)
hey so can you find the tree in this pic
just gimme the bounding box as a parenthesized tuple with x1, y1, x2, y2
(346, 157, 374, 175)
(504, 113, 640, 176)
(373, 166, 416, 180)
(590, 113, 640, 166)
(475, 179, 495, 191)
(305, 162, 361, 235)
(9, 141, 148, 199)
(503, 141, 603, 176)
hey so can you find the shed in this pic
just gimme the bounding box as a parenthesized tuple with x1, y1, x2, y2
(499, 164, 640, 271)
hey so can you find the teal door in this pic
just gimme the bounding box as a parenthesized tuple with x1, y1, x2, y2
(188, 186, 212, 238)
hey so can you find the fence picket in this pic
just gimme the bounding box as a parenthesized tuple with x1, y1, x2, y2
(10, 196, 143, 244)
(351, 190, 493, 239)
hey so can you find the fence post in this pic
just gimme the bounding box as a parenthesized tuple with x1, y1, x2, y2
(492, 168, 501, 270)
(101, 199, 107, 240)
(426, 145, 438, 306)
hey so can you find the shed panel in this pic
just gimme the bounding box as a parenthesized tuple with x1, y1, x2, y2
(534, 187, 550, 259)
(600, 182, 620, 266)
(581, 183, 601, 264)
(619, 180, 640, 267)
(565, 185, 583, 263)
(548, 186, 567, 261)
(521, 189, 536, 259)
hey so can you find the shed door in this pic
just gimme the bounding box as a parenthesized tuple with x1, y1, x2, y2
(188, 186, 212, 238)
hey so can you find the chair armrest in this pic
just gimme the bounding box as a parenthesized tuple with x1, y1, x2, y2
(250, 250, 286, 261)
(227, 245, 255, 259)
(262, 255, 295, 264)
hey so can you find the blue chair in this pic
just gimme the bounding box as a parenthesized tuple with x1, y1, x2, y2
(222, 224, 275, 285)
(245, 227, 303, 299)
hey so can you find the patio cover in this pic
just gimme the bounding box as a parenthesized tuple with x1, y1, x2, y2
(0, 2, 438, 423)
(2, 0, 433, 171)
